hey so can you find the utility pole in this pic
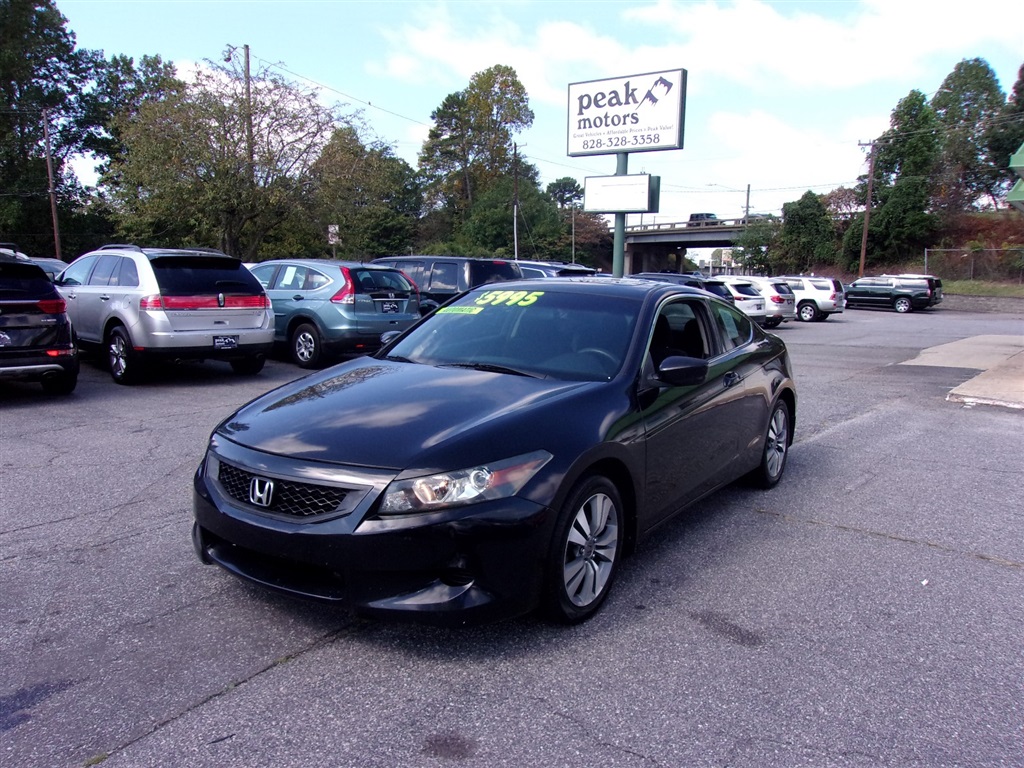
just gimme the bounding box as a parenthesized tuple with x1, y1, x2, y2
(225, 44, 254, 181)
(513, 142, 520, 260)
(42, 109, 62, 261)
(744, 184, 751, 219)
(858, 141, 876, 279)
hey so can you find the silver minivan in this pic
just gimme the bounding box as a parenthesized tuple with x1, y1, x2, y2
(56, 245, 274, 383)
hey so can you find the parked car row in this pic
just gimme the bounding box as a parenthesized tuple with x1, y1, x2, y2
(2, 239, 946, 397)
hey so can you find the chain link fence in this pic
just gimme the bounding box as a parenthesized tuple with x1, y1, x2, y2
(923, 249, 1024, 282)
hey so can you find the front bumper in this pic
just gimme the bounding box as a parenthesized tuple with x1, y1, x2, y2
(191, 442, 558, 625)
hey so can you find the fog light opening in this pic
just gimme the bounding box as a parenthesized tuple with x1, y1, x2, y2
(439, 567, 475, 587)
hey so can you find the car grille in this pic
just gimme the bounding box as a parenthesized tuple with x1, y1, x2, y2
(218, 461, 349, 518)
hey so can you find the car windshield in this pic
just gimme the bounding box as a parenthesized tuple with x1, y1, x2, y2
(350, 268, 414, 294)
(382, 286, 638, 382)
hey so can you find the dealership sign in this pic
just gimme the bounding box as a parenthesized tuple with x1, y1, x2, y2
(583, 174, 661, 214)
(567, 69, 686, 157)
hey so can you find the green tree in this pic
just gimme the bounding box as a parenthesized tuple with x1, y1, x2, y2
(778, 191, 834, 272)
(732, 217, 781, 274)
(309, 125, 421, 260)
(546, 177, 583, 208)
(931, 58, 1006, 211)
(0, 0, 99, 255)
(985, 63, 1024, 195)
(109, 58, 340, 259)
(418, 65, 533, 224)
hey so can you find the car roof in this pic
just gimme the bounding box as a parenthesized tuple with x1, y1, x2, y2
(477, 275, 713, 301)
(375, 255, 515, 262)
(253, 259, 401, 270)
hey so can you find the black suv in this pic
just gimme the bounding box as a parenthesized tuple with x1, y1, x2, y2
(845, 276, 934, 313)
(0, 255, 79, 394)
(371, 255, 523, 314)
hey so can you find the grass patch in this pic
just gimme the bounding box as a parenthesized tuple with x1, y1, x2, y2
(943, 280, 1024, 298)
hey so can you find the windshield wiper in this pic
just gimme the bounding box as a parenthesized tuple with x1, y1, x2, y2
(383, 354, 416, 363)
(440, 362, 539, 378)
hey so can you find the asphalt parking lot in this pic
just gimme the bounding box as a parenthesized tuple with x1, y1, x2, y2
(2, 305, 1023, 768)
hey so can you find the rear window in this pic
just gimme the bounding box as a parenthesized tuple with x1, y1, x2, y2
(151, 257, 264, 295)
(468, 260, 522, 286)
(730, 283, 762, 298)
(809, 278, 832, 290)
(770, 282, 794, 295)
(0, 260, 53, 297)
(351, 268, 414, 294)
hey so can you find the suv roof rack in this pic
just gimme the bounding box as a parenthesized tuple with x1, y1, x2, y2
(98, 243, 145, 251)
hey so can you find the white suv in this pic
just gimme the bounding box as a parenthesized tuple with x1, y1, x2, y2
(780, 275, 845, 322)
(743, 276, 796, 329)
(56, 245, 274, 383)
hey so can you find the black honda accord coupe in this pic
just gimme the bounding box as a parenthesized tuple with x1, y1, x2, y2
(192, 278, 796, 625)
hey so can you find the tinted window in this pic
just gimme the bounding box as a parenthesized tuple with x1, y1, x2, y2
(770, 282, 793, 295)
(249, 264, 277, 289)
(730, 283, 761, 298)
(150, 257, 264, 295)
(351, 268, 413, 294)
(710, 302, 753, 351)
(0, 260, 52, 296)
(468, 260, 521, 285)
(116, 257, 140, 288)
(88, 254, 120, 286)
(274, 264, 310, 291)
(428, 262, 459, 292)
(809, 278, 832, 290)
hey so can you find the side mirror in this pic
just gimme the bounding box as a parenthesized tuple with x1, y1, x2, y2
(380, 330, 403, 346)
(656, 355, 708, 387)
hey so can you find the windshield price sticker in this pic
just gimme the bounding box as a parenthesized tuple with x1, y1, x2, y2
(474, 290, 545, 307)
(437, 306, 484, 315)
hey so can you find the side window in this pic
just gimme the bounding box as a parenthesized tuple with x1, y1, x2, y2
(306, 269, 331, 290)
(649, 300, 709, 366)
(249, 265, 276, 289)
(428, 262, 459, 292)
(116, 257, 140, 288)
(88, 254, 120, 286)
(710, 301, 753, 352)
(59, 256, 97, 286)
(276, 265, 308, 291)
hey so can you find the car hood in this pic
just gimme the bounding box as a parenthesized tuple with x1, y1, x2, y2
(216, 357, 596, 470)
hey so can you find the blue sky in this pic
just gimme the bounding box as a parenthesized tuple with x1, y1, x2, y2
(60, 0, 1024, 226)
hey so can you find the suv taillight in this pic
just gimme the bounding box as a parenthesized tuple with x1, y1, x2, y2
(330, 268, 355, 305)
(770, 295, 785, 304)
(140, 294, 163, 310)
(36, 298, 66, 314)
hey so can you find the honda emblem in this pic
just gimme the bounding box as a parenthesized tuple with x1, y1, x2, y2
(249, 477, 274, 507)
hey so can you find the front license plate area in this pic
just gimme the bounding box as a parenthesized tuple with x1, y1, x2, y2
(214, 335, 239, 350)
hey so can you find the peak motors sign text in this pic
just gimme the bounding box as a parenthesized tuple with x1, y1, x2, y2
(567, 69, 686, 157)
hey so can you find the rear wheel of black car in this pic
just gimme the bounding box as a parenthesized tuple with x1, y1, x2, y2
(543, 476, 623, 624)
(291, 323, 323, 368)
(894, 297, 913, 313)
(108, 326, 141, 385)
(231, 354, 266, 375)
(747, 399, 790, 489)
(797, 302, 819, 322)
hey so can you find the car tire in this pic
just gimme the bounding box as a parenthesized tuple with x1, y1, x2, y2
(542, 475, 623, 624)
(291, 323, 323, 368)
(894, 297, 913, 313)
(107, 326, 141, 385)
(747, 399, 790, 489)
(41, 372, 77, 395)
(231, 354, 266, 375)
(763, 317, 782, 329)
(798, 302, 819, 322)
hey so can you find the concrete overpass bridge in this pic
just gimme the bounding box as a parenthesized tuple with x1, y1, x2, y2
(622, 217, 758, 273)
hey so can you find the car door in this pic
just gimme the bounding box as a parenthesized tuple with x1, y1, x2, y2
(55, 254, 106, 343)
(640, 298, 756, 526)
(263, 263, 313, 338)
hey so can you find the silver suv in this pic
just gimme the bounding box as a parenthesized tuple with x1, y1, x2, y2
(780, 275, 846, 322)
(56, 245, 274, 383)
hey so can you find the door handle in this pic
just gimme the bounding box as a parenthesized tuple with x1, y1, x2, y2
(292, 295, 304, 301)
(723, 372, 741, 388)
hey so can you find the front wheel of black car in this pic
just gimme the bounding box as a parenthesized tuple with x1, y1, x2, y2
(291, 323, 323, 368)
(108, 326, 141, 385)
(747, 399, 790, 489)
(894, 297, 913, 313)
(543, 476, 623, 624)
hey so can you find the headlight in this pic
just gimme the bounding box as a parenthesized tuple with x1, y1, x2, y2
(380, 450, 552, 514)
